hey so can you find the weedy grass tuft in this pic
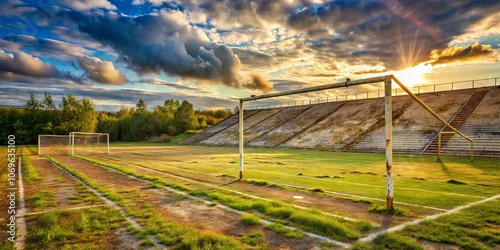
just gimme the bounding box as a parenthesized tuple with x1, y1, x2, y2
(73, 155, 190, 191)
(368, 205, 406, 216)
(400, 199, 500, 249)
(21, 155, 42, 183)
(264, 223, 305, 239)
(25, 207, 124, 249)
(26, 190, 56, 209)
(242, 231, 267, 246)
(241, 213, 262, 226)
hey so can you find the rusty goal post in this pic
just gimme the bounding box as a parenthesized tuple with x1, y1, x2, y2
(238, 74, 473, 210)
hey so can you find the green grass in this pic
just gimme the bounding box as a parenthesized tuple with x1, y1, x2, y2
(190, 189, 372, 241)
(351, 234, 423, 250)
(21, 153, 42, 183)
(264, 223, 305, 239)
(69, 187, 102, 205)
(99, 145, 500, 209)
(73, 155, 190, 191)
(47, 156, 122, 202)
(368, 205, 406, 216)
(242, 231, 267, 246)
(26, 190, 56, 209)
(241, 213, 262, 226)
(48, 155, 248, 248)
(399, 199, 500, 250)
(62, 145, 500, 248)
(25, 206, 125, 249)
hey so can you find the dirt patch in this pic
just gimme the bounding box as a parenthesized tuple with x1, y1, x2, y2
(51, 155, 325, 248)
(89, 154, 439, 227)
(25, 156, 105, 213)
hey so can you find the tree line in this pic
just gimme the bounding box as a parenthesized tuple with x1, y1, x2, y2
(0, 93, 233, 145)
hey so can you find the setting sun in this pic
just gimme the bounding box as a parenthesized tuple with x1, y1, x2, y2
(393, 63, 433, 88)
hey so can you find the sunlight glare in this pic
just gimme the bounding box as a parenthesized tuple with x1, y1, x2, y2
(393, 63, 432, 89)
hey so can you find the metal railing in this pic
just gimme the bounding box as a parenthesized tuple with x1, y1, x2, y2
(245, 76, 499, 110)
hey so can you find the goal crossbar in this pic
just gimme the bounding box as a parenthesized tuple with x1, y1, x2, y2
(238, 74, 473, 210)
(69, 132, 110, 155)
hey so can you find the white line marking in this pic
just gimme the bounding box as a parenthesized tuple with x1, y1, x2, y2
(85, 155, 360, 222)
(21, 205, 108, 216)
(14, 156, 27, 250)
(358, 194, 500, 243)
(77, 156, 353, 248)
(278, 183, 449, 212)
(45, 157, 165, 249)
(246, 169, 487, 199)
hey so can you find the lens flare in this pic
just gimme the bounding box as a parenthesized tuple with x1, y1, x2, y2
(393, 63, 432, 88)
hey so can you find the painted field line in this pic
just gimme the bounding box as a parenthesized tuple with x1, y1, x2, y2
(85, 155, 360, 222)
(44, 157, 165, 249)
(245, 169, 487, 199)
(14, 156, 27, 250)
(358, 194, 500, 243)
(77, 157, 353, 247)
(277, 183, 448, 212)
(22, 204, 108, 216)
(96, 154, 487, 199)
(94, 155, 448, 212)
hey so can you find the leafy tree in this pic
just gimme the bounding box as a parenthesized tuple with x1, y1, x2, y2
(97, 113, 120, 141)
(136, 98, 148, 112)
(41, 91, 56, 110)
(57, 94, 98, 134)
(174, 100, 199, 133)
(24, 94, 41, 111)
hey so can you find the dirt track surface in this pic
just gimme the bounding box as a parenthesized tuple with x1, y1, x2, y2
(51, 155, 326, 249)
(25, 156, 105, 212)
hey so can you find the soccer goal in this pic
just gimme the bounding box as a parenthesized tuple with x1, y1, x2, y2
(69, 132, 110, 155)
(238, 75, 473, 210)
(38, 135, 71, 155)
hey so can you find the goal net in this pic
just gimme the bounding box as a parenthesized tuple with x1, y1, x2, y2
(70, 132, 109, 155)
(38, 135, 71, 155)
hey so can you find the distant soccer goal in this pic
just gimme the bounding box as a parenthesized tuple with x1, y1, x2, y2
(38, 135, 71, 155)
(69, 132, 110, 155)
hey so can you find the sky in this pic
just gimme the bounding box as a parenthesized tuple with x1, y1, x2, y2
(0, 0, 499, 111)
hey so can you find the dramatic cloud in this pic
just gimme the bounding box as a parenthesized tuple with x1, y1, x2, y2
(77, 56, 128, 84)
(140, 78, 216, 95)
(58, 0, 117, 11)
(68, 9, 273, 92)
(429, 43, 496, 65)
(0, 0, 36, 17)
(2, 35, 90, 58)
(0, 49, 60, 78)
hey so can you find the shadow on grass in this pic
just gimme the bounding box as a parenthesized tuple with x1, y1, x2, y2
(439, 160, 452, 178)
(208, 180, 240, 190)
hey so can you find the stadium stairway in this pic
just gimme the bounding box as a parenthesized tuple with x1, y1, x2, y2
(422, 88, 490, 154)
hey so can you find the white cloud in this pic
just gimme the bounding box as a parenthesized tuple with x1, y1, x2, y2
(0, 49, 61, 78)
(77, 56, 128, 84)
(58, 0, 117, 11)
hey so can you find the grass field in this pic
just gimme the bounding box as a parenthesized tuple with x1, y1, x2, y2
(3, 143, 499, 249)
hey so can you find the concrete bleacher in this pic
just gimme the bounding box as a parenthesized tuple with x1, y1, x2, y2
(282, 96, 413, 150)
(352, 89, 474, 153)
(442, 87, 500, 156)
(187, 86, 499, 156)
(248, 102, 345, 147)
(199, 108, 284, 146)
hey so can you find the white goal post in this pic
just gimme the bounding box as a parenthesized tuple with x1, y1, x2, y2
(69, 132, 110, 155)
(38, 135, 71, 155)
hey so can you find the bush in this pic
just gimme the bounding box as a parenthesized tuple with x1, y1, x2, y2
(148, 134, 172, 143)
